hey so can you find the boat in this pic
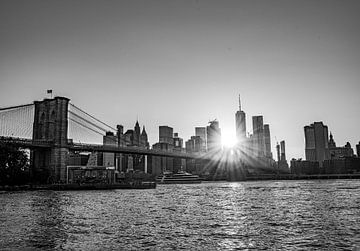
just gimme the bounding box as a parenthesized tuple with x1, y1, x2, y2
(156, 171, 202, 184)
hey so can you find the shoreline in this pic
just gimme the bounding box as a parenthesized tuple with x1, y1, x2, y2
(0, 182, 156, 191)
(2, 175, 360, 191)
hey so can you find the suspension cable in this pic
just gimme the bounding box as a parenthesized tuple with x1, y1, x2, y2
(0, 103, 33, 111)
(69, 103, 117, 131)
(68, 111, 109, 133)
(69, 118, 119, 144)
(69, 118, 105, 137)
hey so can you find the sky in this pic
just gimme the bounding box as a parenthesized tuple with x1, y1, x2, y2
(1, 0, 360, 160)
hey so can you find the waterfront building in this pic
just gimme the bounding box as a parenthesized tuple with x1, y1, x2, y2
(86, 152, 103, 166)
(185, 139, 192, 153)
(328, 133, 354, 158)
(173, 132, 186, 173)
(152, 142, 174, 175)
(118, 121, 150, 173)
(279, 140, 289, 169)
(357, 142, 360, 157)
(185, 136, 202, 153)
(264, 124, 272, 158)
(252, 116, 265, 157)
(159, 126, 174, 145)
(206, 120, 221, 152)
(134, 120, 141, 145)
(68, 152, 89, 166)
(140, 126, 149, 148)
(173, 132, 183, 149)
(184, 134, 208, 175)
(115, 125, 125, 173)
(328, 133, 336, 148)
(195, 127, 207, 152)
(123, 121, 149, 148)
(323, 157, 360, 174)
(149, 126, 176, 175)
(304, 122, 330, 166)
(150, 128, 187, 175)
(103, 131, 117, 167)
(280, 140, 286, 162)
(116, 125, 125, 146)
(276, 142, 281, 162)
(235, 95, 246, 145)
(290, 159, 320, 175)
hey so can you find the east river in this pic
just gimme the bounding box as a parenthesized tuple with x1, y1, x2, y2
(1, 180, 359, 250)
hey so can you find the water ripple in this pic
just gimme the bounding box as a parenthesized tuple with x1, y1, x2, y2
(0, 180, 360, 250)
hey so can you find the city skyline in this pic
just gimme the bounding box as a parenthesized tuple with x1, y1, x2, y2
(1, 0, 360, 160)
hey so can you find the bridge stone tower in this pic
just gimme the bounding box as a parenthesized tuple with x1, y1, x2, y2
(32, 97, 69, 183)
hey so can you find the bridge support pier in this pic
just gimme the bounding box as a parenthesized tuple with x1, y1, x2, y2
(31, 97, 69, 183)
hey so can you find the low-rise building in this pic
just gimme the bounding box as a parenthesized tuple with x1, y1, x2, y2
(328, 133, 354, 159)
(290, 159, 320, 175)
(323, 157, 360, 174)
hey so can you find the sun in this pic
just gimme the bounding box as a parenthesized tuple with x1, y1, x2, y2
(221, 132, 237, 148)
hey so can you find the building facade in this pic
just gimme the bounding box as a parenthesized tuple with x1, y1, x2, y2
(328, 133, 354, 158)
(263, 124, 272, 158)
(235, 95, 246, 145)
(113, 121, 149, 173)
(159, 126, 174, 145)
(103, 131, 117, 167)
(304, 122, 330, 166)
(173, 132, 183, 148)
(185, 136, 203, 153)
(152, 142, 174, 175)
(252, 116, 265, 157)
(279, 140, 289, 169)
(206, 120, 221, 152)
(195, 127, 207, 152)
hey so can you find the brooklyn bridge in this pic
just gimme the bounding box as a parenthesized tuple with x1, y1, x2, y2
(0, 96, 207, 183)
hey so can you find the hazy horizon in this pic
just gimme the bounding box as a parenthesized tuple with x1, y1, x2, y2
(1, 0, 360, 160)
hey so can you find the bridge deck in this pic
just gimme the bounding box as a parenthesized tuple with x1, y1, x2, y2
(0, 137, 203, 159)
(69, 143, 201, 159)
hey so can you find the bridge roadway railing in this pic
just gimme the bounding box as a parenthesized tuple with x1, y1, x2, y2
(0, 137, 206, 159)
(0, 136, 53, 148)
(69, 142, 203, 159)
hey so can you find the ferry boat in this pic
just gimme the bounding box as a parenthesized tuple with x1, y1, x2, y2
(156, 171, 202, 184)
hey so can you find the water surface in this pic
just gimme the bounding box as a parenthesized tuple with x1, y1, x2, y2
(1, 180, 359, 250)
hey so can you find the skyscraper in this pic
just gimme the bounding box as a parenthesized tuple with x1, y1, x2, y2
(140, 126, 149, 148)
(235, 95, 246, 144)
(304, 122, 330, 166)
(195, 127, 206, 152)
(134, 120, 141, 145)
(263, 124, 272, 158)
(185, 136, 202, 153)
(121, 121, 150, 172)
(159, 126, 173, 145)
(280, 140, 286, 162)
(103, 131, 117, 167)
(206, 120, 221, 152)
(278, 140, 289, 170)
(276, 142, 281, 162)
(252, 116, 265, 157)
(173, 132, 183, 149)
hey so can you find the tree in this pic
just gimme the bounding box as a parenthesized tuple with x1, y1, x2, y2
(0, 143, 30, 185)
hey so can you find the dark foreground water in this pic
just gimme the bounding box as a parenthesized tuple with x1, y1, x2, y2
(1, 180, 360, 250)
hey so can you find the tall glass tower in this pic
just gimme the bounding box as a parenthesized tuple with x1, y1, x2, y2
(235, 95, 246, 144)
(304, 121, 330, 166)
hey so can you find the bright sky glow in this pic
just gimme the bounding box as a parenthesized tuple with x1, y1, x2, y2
(0, 0, 360, 160)
(221, 131, 237, 148)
